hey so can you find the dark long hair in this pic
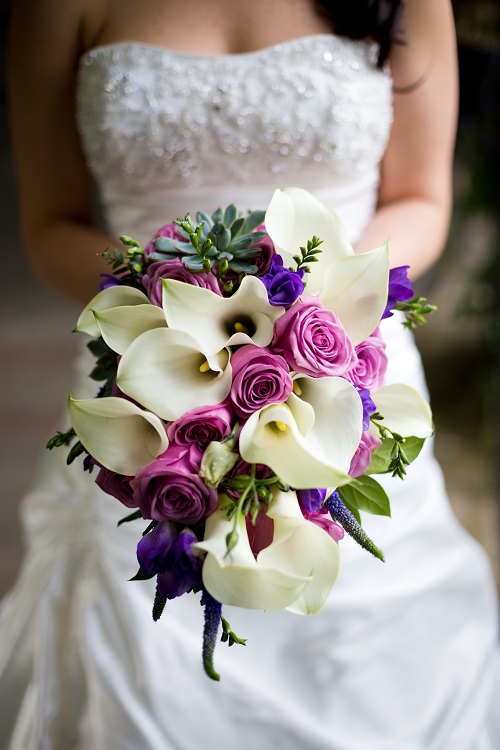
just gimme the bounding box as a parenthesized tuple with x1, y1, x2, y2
(314, 0, 405, 67)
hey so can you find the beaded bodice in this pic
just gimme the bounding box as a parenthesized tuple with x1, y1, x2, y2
(77, 35, 393, 244)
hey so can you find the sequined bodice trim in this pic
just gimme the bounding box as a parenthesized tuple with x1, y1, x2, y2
(77, 35, 393, 192)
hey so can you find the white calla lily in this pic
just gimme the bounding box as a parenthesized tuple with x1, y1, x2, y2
(161, 276, 284, 356)
(116, 328, 232, 421)
(193, 501, 311, 610)
(76, 286, 150, 337)
(370, 384, 434, 439)
(67, 395, 168, 475)
(93, 304, 167, 355)
(239, 374, 362, 489)
(265, 188, 353, 294)
(320, 245, 390, 345)
(257, 488, 340, 614)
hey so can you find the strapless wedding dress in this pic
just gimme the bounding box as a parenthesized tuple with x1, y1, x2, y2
(0, 34, 498, 750)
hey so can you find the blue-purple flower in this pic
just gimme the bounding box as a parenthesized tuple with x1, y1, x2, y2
(137, 521, 202, 600)
(99, 273, 122, 291)
(382, 266, 413, 319)
(355, 387, 377, 431)
(260, 255, 305, 307)
(297, 488, 327, 514)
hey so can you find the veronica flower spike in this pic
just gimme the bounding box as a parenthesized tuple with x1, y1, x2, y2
(161, 275, 285, 357)
(265, 188, 390, 345)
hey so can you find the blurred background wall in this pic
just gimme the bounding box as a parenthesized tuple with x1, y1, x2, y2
(0, 0, 499, 596)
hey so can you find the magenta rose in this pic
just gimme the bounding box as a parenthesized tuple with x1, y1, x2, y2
(167, 401, 234, 453)
(344, 327, 388, 391)
(96, 467, 136, 508)
(252, 225, 276, 277)
(272, 296, 357, 378)
(348, 432, 382, 478)
(230, 345, 293, 418)
(142, 259, 221, 306)
(144, 223, 184, 258)
(131, 446, 217, 524)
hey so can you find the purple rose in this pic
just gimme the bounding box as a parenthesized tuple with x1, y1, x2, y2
(96, 467, 136, 508)
(131, 446, 217, 523)
(297, 488, 327, 514)
(260, 255, 305, 307)
(167, 401, 234, 453)
(252, 226, 277, 277)
(144, 223, 184, 258)
(230, 345, 293, 418)
(272, 297, 357, 378)
(349, 432, 382, 478)
(382, 265, 413, 319)
(157, 530, 203, 599)
(142, 259, 221, 306)
(343, 328, 387, 391)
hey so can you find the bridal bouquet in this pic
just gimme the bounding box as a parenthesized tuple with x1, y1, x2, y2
(49, 188, 435, 679)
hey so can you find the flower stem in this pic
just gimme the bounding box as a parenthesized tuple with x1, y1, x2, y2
(325, 492, 385, 562)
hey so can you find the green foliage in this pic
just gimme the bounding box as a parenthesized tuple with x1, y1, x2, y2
(338, 475, 391, 517)
(292, 236, 323, 274)
(367, 436, 425, 475)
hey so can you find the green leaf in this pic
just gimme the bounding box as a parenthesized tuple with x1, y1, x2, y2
(228, 261, 258, 274)
(367, 436, 425, 474)
(66, 440, 86, 465)
(228, 236, 253, 252)
(117, 509, 143, 527)
(212, 207, 224, 223)
(339, 475, 391, 517)
(229, 216, 245, 237)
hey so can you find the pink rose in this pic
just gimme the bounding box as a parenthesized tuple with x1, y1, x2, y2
(230, 345, 293, 418)
(142, 259, 221, 306)
(348, 432, 382, 478)
(272, 297, 357, 378)
(131, 445, 217, 524)
(167, 401, 234, 453)
(344, 328, 388, 391)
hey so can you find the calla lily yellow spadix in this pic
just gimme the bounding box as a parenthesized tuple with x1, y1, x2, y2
(239, 376, 363, 490)
(67, 395, 169, 475)
(116, 328, 232, 421)
(161, 275, 285, 356)
(265, 188, 390, 343)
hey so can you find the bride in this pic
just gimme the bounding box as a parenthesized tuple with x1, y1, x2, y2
(3, 0, 499, 747)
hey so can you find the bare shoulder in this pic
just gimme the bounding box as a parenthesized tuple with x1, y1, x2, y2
(390, 0, 457, 88)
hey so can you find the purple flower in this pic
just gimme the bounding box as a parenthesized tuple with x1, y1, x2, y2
(157, 530, 203, 599)
(167, 401, 234, 453)
(356, 387, 377, 431)
(297, 488, 327, 514)
(229, 345, 293, 418)
(302, 508, 344, 541)
(349, 432, 382, 478)
(144, 223, 184, 258)
(96, 467, 136, 508)
(137, 520, 177, 575)
(272, 296, 358, 378)
(382, 265, 413, 319)
(252, 226, 277, 277)
(344, 328, 387, 391)
(131, 446, 217, 524)
(137, 523, 202, 599)
(260, 255, 305, 307)
(142, 259, 221, 307)
(99, 273, 122, 291)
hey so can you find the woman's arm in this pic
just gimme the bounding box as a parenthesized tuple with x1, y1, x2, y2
(8, 0, 117, 304)
(355, 0, 458, 279)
